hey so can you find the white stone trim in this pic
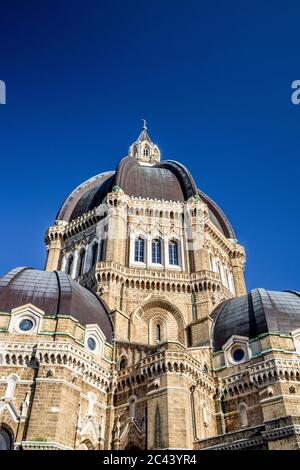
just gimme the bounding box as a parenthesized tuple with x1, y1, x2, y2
(0, 401, 19, 422)
(19, 441, 73, 450)
(85, 324, 106, 357)
(9, 304, 45, 335)
(223, 335, 251, 366)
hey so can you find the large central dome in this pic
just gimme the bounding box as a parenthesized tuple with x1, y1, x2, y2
(56, 125, 235, 238)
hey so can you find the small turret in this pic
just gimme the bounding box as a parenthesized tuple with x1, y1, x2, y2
(128, 120, 160, 165)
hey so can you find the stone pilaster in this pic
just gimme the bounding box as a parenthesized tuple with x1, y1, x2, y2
(104, 191, 128, 266)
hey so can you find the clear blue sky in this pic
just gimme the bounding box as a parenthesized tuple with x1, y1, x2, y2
(0, 0, 299, 291)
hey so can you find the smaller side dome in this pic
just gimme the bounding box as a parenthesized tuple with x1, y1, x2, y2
(0, 267, 113, 342)
(211, 288, 300, 352)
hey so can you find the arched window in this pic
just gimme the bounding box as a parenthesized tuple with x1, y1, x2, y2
(217, 261, 222, 281)
(143, 145, 149, 156)
(152, 239, 161, 264)
(0, 428, 12, 450)
(229, 272, 235, 294)
(209, 254, 214, 272)
(119, 357, 127, 370)
(190, 386, 197, 440)
(156, 324, 161, 342)
(155, 406, 162, 448)
(128, 396, 136, 418)
(67, 256, 73, 275)
(134, 237, 145, 262)
(192, 291, 197, 321)
(201, 402, 208, 427)
(187, 326, 192, 347)
(225, 270, 230, 289)
(78, 250, 85, 276)
(91, 243, 98, 267)
(168, 240, 179, 266)
(99, 238, 106, 261)
(239, 404, 248, 427)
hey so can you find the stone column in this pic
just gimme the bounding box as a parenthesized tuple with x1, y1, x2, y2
(163, 237, 169, 266)
(83, 243, 91, 273)
(96, 240, 101, 262)
(147, 237, 152, 266)
(180, 237, 185, 270)
(60, 255, 67, 272)
(71, 250, 79, 279)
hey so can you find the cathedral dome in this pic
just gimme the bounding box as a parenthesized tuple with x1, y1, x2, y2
(56, 125, 235, 238)
(0, 267, 113, 342)
(211, 288, 300, 351)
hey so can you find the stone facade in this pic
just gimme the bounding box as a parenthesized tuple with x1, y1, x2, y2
(0, 125, 299, 450)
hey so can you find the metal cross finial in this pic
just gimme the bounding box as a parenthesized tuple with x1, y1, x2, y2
(142, 118, 147, 130)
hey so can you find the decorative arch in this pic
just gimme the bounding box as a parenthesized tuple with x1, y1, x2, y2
(119, 356, 128, 370)
(128, 395, 137, 418)
(151, 238, 162, 264)
(130, 297, 186, 345)
(77, 415, 100, 450)
(65, 252, 74, 276)
(0, 423, 14, 450)
(238, 402, 248, 428)
(91, 241, 99, 267)
(130, 230, 147, 265)
(77, 248, 86, 277)
(149, 316, 167, 344)
(117, 419, 145, 451)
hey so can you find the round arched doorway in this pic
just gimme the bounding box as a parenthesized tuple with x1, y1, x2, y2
(0, 428, 12, 450)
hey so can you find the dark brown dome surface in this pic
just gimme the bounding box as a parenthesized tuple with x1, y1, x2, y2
(0, 267, 113, 342)
(211, 288, 300, 351)
(56, 156, 235, 238)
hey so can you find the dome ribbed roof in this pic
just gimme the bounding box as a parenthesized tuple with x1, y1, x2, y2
(0, 267, 113, 342)
(211, 288, 300, 351)
(56, 156, 235, 238)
